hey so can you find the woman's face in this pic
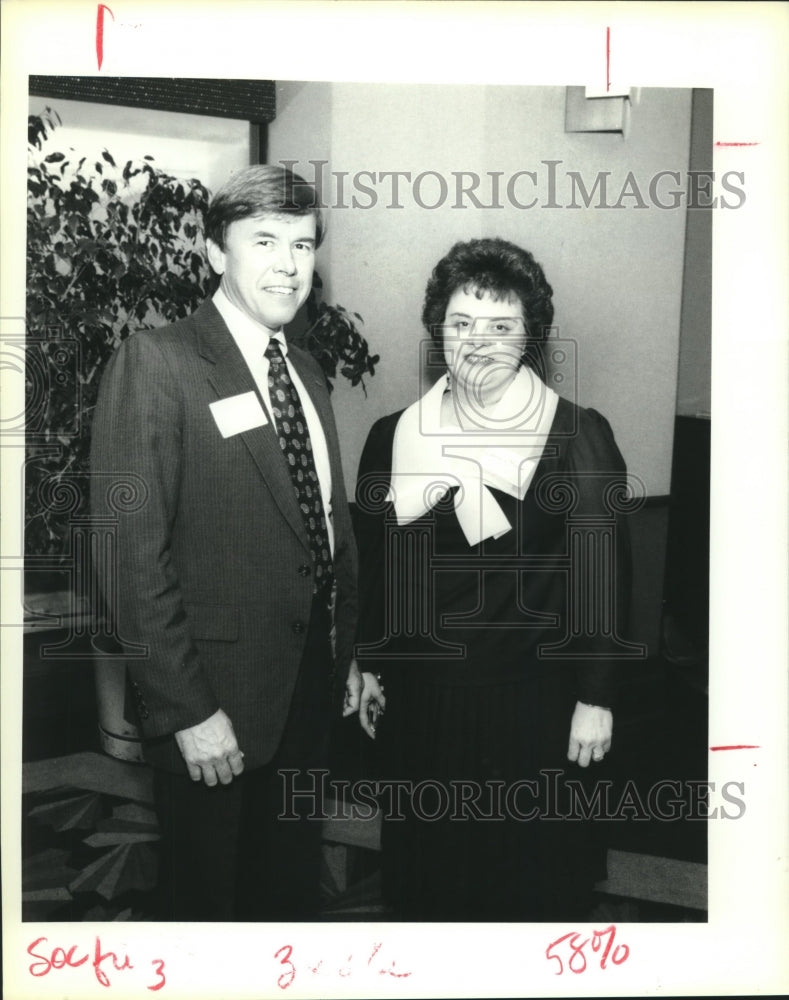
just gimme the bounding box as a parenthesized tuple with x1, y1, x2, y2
(442, 286, 528, 403)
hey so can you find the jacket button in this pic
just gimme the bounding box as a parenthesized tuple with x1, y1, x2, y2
(298, 564, 311, 577)
(292, 621, 305, 634)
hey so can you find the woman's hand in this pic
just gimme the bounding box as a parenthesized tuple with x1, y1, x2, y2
(359, 672, 386, 740)
(567, 701, 613, 767)
(342, 659, 363, 717)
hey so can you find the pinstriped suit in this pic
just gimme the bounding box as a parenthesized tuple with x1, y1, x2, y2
(90, 299, 358, 776)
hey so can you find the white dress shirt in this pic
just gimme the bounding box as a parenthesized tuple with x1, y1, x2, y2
(213, 287, 335, 554)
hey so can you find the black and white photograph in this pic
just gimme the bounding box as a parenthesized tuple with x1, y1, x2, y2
(2, 3, 787, 998)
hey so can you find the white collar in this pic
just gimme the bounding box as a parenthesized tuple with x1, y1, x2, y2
(389, 367, 558, 546)
(213, 286, 288, 358)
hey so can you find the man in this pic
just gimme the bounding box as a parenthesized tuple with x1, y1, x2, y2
(90, 164, 360, 921)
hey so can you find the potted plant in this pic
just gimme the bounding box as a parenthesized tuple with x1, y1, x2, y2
(297, 272, 379, 396)
(25, 108, 378, 570)
(26, 108, 213, 572)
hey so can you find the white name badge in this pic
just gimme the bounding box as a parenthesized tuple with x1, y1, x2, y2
(209, 392, 268, 438)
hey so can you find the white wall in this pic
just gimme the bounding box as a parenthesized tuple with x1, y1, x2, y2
(269, 83, 694, 499)
(28, 97, 251, 196)
(33, 86, 695, 499)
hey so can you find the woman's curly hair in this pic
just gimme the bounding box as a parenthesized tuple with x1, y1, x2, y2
(421, 238, 554, 372)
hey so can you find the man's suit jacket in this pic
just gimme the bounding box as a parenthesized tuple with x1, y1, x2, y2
(90, 300, 358, 773)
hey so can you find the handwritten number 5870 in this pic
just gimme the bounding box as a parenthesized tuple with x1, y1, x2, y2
(546, 925, 629, 975)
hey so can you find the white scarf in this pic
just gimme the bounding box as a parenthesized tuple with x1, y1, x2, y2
(388, 367, 559, 546)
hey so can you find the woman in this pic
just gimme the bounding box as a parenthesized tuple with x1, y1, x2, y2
(354, 238, 634, 921)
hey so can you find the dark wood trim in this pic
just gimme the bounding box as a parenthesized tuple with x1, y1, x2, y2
(29, 75, 276, 123)
(251, 122, 268, 166)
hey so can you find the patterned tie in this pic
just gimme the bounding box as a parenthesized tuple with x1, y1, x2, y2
(265, 339, 333, 591)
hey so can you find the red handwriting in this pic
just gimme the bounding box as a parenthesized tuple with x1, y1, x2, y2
(149, 959, 167, 992)
(27, 936, 165, 991)
(275, 941, 412, 989)
(710, 744, 761, 750)
(546, 924, 629, 975)
(274, 945, 296, 990)
(96, 4, 114, 70)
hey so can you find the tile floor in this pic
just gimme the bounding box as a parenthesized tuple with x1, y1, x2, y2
(21, 752, 706, 923)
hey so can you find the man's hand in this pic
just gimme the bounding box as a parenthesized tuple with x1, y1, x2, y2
(175, 708, 245, 786)
(566, 701, 613, 768)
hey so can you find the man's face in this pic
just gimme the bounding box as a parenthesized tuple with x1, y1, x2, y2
(206, 213, 316, 333)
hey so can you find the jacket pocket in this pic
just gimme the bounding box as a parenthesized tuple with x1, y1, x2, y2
(185, 603, 240, 642)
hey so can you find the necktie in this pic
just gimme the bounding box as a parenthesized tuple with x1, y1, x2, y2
(265, 339, 333, 591)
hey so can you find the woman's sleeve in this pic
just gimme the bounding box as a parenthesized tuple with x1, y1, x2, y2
(565, 407, 634, 708)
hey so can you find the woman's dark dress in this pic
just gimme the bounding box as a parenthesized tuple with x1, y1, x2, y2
(354, 394, 633, 921)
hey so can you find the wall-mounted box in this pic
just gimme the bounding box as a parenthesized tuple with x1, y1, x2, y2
(565, 86, 635, 136)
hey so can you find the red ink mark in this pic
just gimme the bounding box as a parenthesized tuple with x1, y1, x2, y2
(28, 937, 89, 977)
(714, 142, 760, 147)
(274, 945, 296, 990)
(590, 925, 630, 969)
(96, 4, 114, 70)
(546, 925, 629, 975)
(606, 27, 611, 92)
(27, 936, 143, 989)
(546, 932, 588, 975)
(147, 958, 166, 991)
(379, 961, 412, 979)
(93, 937, 134, 987)
(275, 943, 412, 986)
(710, 744, 760, 751)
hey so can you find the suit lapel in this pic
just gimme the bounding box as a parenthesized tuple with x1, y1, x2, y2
(193, 302, 309, 552)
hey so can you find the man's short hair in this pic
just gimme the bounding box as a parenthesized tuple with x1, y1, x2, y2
(205, 164, 325, 249)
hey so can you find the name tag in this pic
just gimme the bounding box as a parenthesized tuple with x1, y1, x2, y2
(209, 392, 268, 438)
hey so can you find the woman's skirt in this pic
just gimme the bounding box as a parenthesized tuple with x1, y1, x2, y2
(376, 665, 608, 921)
